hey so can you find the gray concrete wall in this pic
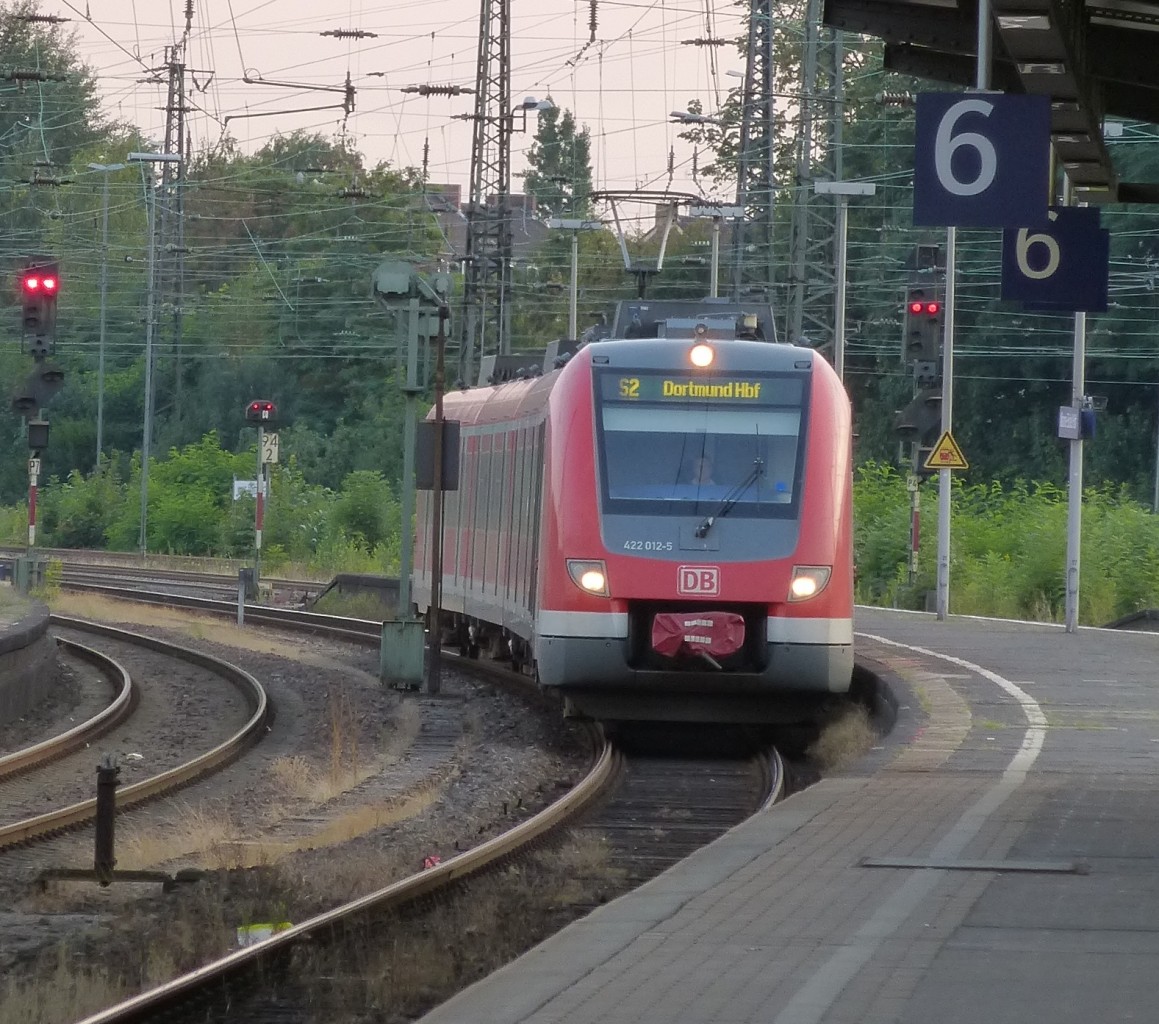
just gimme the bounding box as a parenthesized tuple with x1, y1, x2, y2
(0, 601, 55, 726)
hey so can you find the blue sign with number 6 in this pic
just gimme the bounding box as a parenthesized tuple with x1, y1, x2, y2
(1000, 207, 1109, 312)
(914, 93, 1051, 227)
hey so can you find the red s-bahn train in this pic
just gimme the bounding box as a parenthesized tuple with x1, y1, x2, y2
(414, 298, 854, 724)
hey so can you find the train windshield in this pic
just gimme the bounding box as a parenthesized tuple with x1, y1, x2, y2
(594, 369, 808, 518)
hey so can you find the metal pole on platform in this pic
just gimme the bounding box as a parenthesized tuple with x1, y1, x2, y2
(426, 309, 448, 695)
(398, 297, 420, 617)
(936, 0, 991, 620)
(1065, 179, 1086, 632)
(935, 227, 955, 620)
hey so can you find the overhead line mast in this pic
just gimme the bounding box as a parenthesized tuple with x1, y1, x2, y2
(732, 0, 776, 304)
(462, 0, 512, 385)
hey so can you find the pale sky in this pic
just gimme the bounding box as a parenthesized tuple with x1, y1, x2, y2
(59, 0, 750, 205)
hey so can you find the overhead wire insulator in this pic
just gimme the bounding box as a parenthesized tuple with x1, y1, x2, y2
(320, 28, 379, 38)
(16, 14, 68, 23)
(679, 37, 729, 46)
(400, 84, 475, 97)
(876, 91, 915, 107)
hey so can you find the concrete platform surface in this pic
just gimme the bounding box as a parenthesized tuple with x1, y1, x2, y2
(417, 608, 1159, 1024)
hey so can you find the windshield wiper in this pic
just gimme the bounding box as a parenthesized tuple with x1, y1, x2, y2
(694, 460, 764, 538)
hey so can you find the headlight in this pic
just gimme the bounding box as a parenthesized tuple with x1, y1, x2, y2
(567, 559, 609, 596)
(690, 343, 714, 367)
(788, 565, 831, 602)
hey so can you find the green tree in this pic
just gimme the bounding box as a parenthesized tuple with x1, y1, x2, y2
(523, 104, 593, 218)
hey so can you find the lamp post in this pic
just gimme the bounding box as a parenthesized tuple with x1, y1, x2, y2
(812, 180, 877, 381)
(127, 151, 181, 557)
(87, 161, 127, 470)
(546, 218, 603, 339)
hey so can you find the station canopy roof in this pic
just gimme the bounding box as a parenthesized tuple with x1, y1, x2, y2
(823, 0, 1159, 201)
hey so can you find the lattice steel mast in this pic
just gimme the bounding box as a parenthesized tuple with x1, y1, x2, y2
(786, 4, 844, 348)
(731, 0, 776, 307)
(159, 33, 189, 423)
(462, 0, 512, 383)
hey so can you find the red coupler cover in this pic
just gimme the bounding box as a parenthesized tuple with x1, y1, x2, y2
(651, 612, 745, 658)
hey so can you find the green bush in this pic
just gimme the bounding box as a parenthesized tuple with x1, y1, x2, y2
(855, 465, 1159, 624)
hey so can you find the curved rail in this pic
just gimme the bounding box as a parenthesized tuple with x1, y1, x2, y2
(0, 639, 135, 781)
(759, 747, 787, 812)
(0, 617, 271, 849)
(74, 730, 618, 1024)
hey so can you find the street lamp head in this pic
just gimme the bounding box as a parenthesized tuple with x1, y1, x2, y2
(546, 218, 605, 230)
(127, 152, 182, 164)
(670, 110, 721, 126)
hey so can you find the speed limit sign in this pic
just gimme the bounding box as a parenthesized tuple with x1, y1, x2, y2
(913, 93, 1051, 228)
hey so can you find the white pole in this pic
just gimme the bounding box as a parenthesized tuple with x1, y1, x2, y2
(139, 177, 157, 558)
(833, 196, 849, 382)
(710, 217, 721, 298)
(1065, 312, 1086, 631)
(1154, 384, 1159, 514)
(569, 231, 579, 339)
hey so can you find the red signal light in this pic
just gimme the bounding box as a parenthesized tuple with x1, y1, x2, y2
(245, 399, 278, 423)
(908, 301, 922, 314)
(42, 276, 57, 292)
(925, 302, 939, 315)
(23, 276, 41, 292)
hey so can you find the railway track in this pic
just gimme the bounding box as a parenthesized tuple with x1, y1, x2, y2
(0, 617, 270, 850)
(70, 738, 783, 1024)
(0, 638, 133, 782)
(11, 567, 790, 1022)
(0, 548, 324, 607)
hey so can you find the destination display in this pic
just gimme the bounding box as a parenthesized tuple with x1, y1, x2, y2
(601, 373, 801, 405)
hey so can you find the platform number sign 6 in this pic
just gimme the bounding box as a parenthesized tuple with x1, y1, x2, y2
(913, 93, 1051, 228)
(1001, 207, 1109, 313)
(933, 99, 998, 198)
(1014, 213, 1062, 281)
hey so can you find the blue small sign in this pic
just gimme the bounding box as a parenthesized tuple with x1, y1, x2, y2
(1001, 207, 1109, 313)
(913, 93, 1051, 227)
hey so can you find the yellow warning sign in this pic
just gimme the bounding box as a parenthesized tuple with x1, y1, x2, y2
(924, 431, 969, 471)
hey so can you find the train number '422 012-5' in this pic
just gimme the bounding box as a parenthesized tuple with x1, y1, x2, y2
(623, 539, 674, 551)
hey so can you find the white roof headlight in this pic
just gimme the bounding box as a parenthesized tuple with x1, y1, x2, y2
(789, 566, 831, 602)
(567, 559, 609, 596)
(690, 343, 714, 368)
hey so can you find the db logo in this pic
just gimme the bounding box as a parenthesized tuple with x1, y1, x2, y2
(678, 565, 720, 596)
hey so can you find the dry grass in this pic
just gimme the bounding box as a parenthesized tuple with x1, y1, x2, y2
(11, 817, 626, 1024)
(292, 831, 620, 1022)
(46, 593, 374, 674)
(806, 702, 879, 771)
(116, 801, 244, 870)
(311, 591, 392, 620)
(0, 946, 134, 1024)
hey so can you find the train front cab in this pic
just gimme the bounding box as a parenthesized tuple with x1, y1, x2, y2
(534, 334, 853, 724)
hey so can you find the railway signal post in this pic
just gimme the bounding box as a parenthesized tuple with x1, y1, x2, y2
(245, 400, 279, 591)
(372, 261, 452, 689)
(11, 260, 63, 590)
